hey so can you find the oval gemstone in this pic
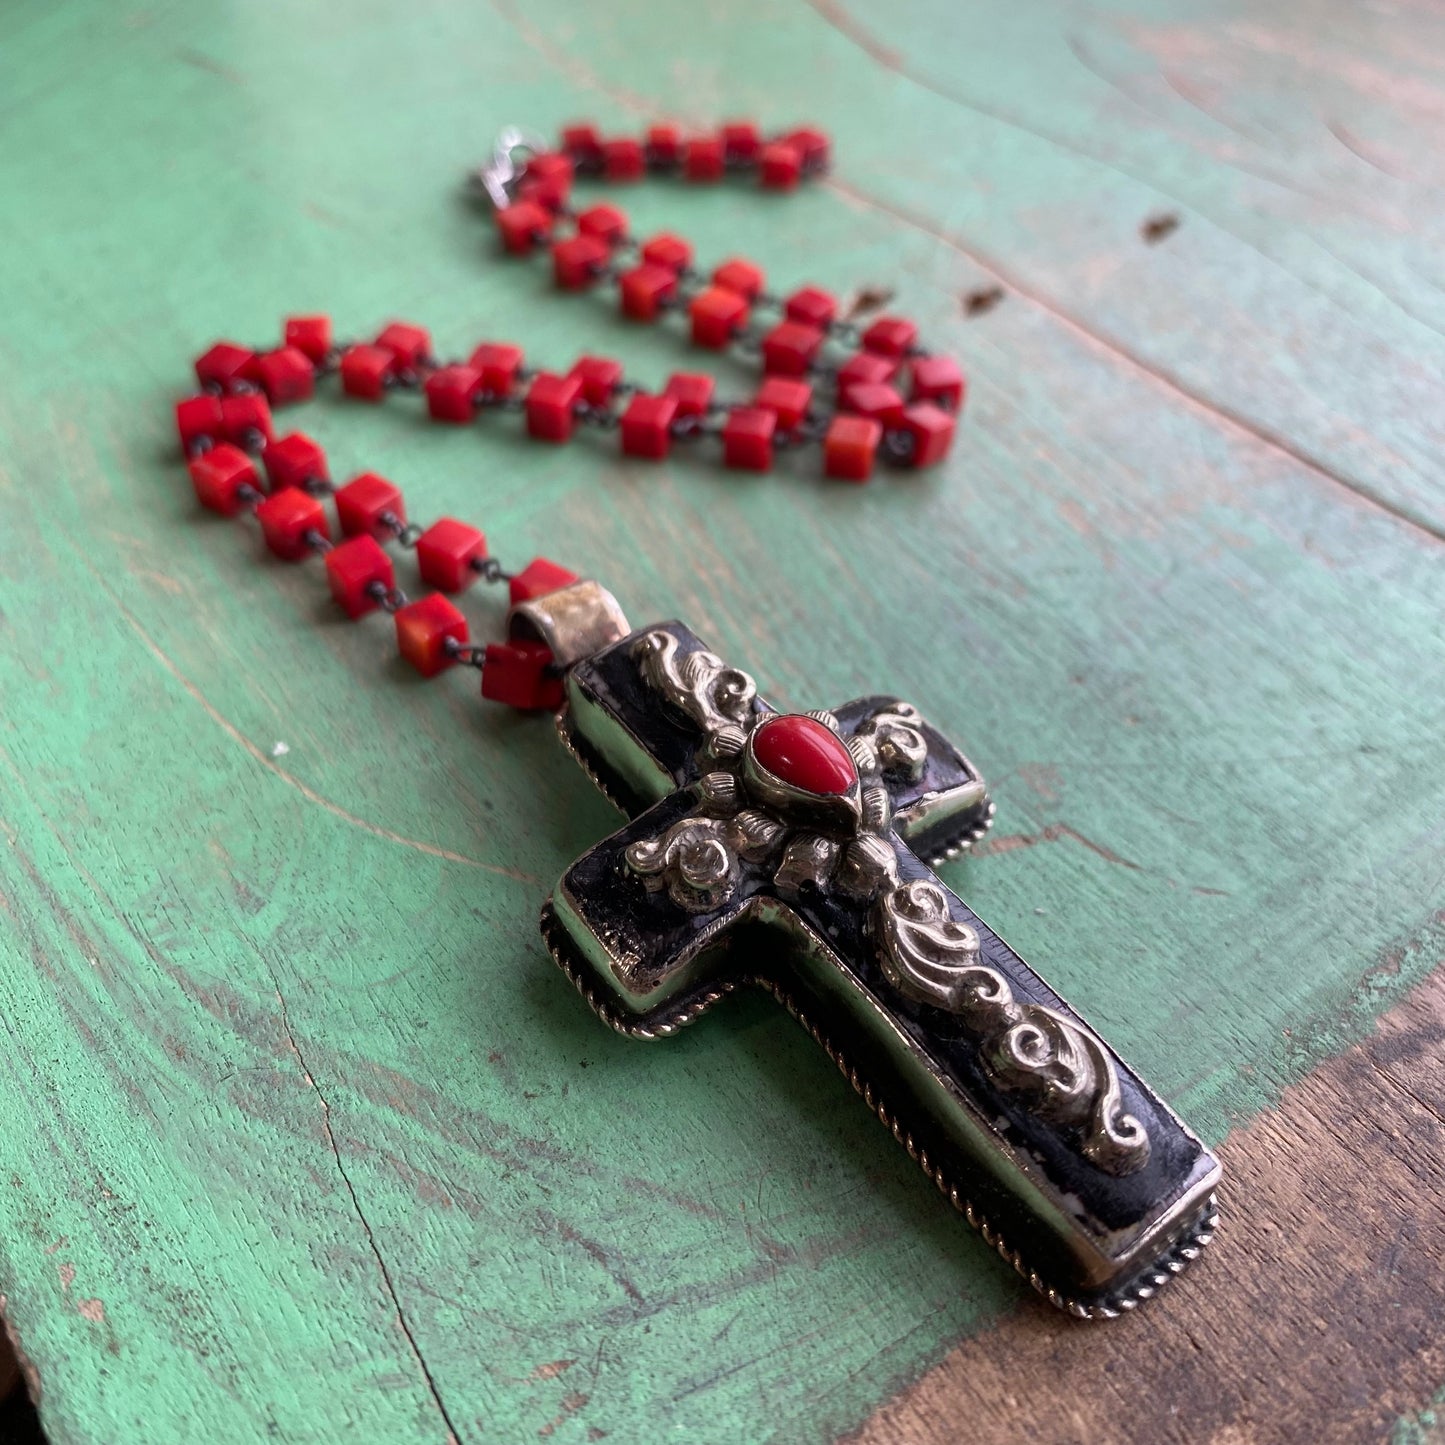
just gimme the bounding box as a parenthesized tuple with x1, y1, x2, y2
(752, 715, 857, 796)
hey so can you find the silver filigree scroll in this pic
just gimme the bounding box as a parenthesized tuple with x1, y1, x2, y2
(874, 880, 1151, 1176)
(633, 630, 756, 734)
(853, 701, 928, 781)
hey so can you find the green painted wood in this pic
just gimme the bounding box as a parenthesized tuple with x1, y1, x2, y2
(0, 0, 1442, 1440)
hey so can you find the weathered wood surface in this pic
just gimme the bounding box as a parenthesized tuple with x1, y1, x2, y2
(0, 0, 1441, 1440)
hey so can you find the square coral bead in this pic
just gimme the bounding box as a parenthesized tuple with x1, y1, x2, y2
(841, 382, 906, 428)
(469, 342, 524, 397)
(683, 136, 724, 181)
(713, 258, 765, 300)
(262, 432, 328, 492)
(395, 594, 468, 677)
(481, 640, 564, 711)
(900, 403, 956, 467)
(561, 123, 604, 166)
(785, 127, 830, 171)
(335, 472, 404, 539)
(862, 316, 919, 358)
(602, 137, 644, 180)
(284, 315, 332, 364)
(759, 141, 802, 190)
(619, 264, 677, 321)
(641, 233, 692, 272)
(189, 444, 260, 515)
(721, 121, 761, 163)
(620, 393, 679, 459)
(824, 416, 883, 482)
(325, 535, 395, 618)
(195, 341, 256, 392)
(525, 372, 583, 441)
(340, 344, 393, 401)
(836, 351, 898, 401)
(253, 347, 315, 406)
(376, 322, 431, 370)
(577, 203, 629, 245)
(220, 393, 273, 448)
(664, 373, 714, 416)
(785, 286, 837, 329)
(570, 356, 623, 406)
(524, 151, 574, 193)
(690, 286, 748, 348)
(552, 233, 609, 290)
(722, 407, 777, 471)
(760, 321, 823, 376)
(910, 354, 966, 411)
(645, 124, 681, 167)
(755, 377, 813, 431)
(495, 200, 554, 254)
(176, 395, 224, 453)
(509, 557, 580, 603)
(257, 488, 328, 560)
(425, 364, 484, 423)
(416, 518, 487, 592)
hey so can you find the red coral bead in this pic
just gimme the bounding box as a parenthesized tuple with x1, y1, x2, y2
(509, 557, 580, 603)
(910, 354, 966, 411)
(664, 372, 714, 416)
(641, 233, 693, 272)
(261, 432, 329, 492)
(257, 488, 329, 560)
(340, 344, 393, 401)
(188, 444, 260, 514)
(722, 407, 777, 471)
(375, 322, 431, 370)
(284, 315, 332, 364)
(570, 355, 624, 406)
(683, 135, 724, 181)
(836, 351, 898, 401)
(862, 316, 919, 359)
(176, 395, 224, 453)
(425, 364, 484, 423)
(602, 137, 645, 181)
(713, 257, 765, 300)
(721, 121, 761, 163)
(195, 341, 256, 392)
(325, 535, 395, 618)
(577, 203, 629, 245)
(335, 472, 404, 539)
(899, 403, 956, 467)
(561, 123, 604, 166)
(760, 321, 823, 376)
(755, 376, 813, 431)
(416, 518, 488, 592)
(646, 124, 682, 167)
(619, 264, 677, 321)
(253, 347, 315, 406)
(394, 594, 468, 677)
(525, 372, 583, 442)
(495, 200, 554, 254)
(759, 141, 802, 190)
(481, 640, 564, 711)
(524, 152, 574, 196)
(552, 233, 610, 290)
(620, 393, 679, 459)
(785, 286, 837, 329)
(469, 342, 524, 398)
(220, 393, 273, 448)
(689, 286, 749, 348)
(841, 382, 907, 428)
(518, 173, 570, 212)
(784, 127, 830, 172)
(823, 416, 883, 482)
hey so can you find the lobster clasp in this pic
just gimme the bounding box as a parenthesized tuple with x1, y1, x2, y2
(467, 124, 550, 211)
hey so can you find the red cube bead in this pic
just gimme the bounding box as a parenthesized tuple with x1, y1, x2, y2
(284, 315, 332, 364)
(340, 344, 393, 401)
(664, 372, 714, 416)
(577, 203, 629, 246)
(509, 557, 580, 604)
(690, 286, 748, 348)
(495, 200, 554, 254)
(253, 347, 315, 406)
(841, 382, 907, 428)
(899, 403, 957, 467)
(570, 355, 624, 406)
(785, 286, 837, 329)
(641, 232, 693, 272)
(552, 233, 610, 290)
(785, 127, 830, 171)
(911, 354, 966, 411)
(481, 640, 564, 711)
(722, 407, 777, 471)
(425, 364, 484, 423)
(416, 518, 488, 592)
(325, 535, 394, 618)
(188, 444, 259, 514)
(561, 123, 603, 166)
(755, 376, 813, 431)
(645, 123, 682, 167)
(195, 341, 256, 392)
(683, 135, 724, 181)
(257, 488, 328, 560)
(759, 141, 802, 190)
(713, 257, 765, 300)
(469, 342, 524, 398)
(525, 372, 583, 442)
(376, 322, 431, 370)
(721, 121, 761, 163)
(519, 174, 570, 211)
(620, 393, 679, 459)
(262, 431, 329, 492)
(176, 394, 224, 453)
(619, 264, 677, 321)
(335, 472, 404, 539)
(836, 351, 899, 400)
(602, 137, 645, 181)
(395, 594, 468, 677)
(524, 152, 574, 196)
(862, 316, 919, 359)
(761, 321, 823, 376)
(220, 392, 273, 448)
(823, 416, 883, 483)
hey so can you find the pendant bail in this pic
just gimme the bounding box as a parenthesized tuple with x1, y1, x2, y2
(506, 580, 630, 668)
(468, 124, 549, 211)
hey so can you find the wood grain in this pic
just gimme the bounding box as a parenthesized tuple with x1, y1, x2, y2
(0, 0, 1441, 1441)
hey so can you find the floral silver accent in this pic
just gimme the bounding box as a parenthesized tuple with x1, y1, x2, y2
(633, 630, 756, 734)
(625, 818, 737, 913)
(854, 701, 929, 781)
(874, 880, 1151, 1176)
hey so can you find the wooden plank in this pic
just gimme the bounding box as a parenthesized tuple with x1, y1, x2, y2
(0, 0, 1440, 1441)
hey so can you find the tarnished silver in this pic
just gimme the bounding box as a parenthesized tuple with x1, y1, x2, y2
(853, 701, 929, 780)
(632, 629, 756, 734)
(625, 817, 737, 913)
(507, 580, 630, 669)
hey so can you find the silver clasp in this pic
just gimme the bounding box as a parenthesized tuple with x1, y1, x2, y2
(467, 124, 549, 211)
(507, 580, 631, 669)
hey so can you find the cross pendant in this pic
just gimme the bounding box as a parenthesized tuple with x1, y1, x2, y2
(520, 589, 1220, 1317)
